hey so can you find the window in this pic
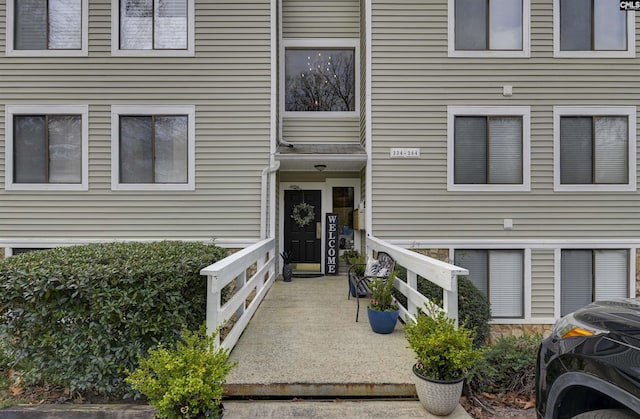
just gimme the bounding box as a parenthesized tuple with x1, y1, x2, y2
(447, 106, 530, 191)
(554, 0, 635, 57)
(560, 249, 629, 316)
(283, 39, 359, 117)
(111, 105, 195, 191)
(455, 249, 525, 318)
(449, 0, 530, 57)
(112, 0, 194, 56)
(554, 107, 636, 191)
(5, 105, 88, 191)
(6, 0, 88, 56)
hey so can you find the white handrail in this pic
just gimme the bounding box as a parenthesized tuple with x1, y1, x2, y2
(200, 237, 276, 350)
(366, 236, 468, 325)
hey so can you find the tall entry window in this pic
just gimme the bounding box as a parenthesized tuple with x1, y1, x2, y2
(333, 187, 355, 250)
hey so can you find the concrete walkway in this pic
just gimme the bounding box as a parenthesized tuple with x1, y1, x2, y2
(226, 275, 416, 398)
(224, 275, 470, 418)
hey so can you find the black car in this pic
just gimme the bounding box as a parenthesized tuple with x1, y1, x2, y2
(536, 299, 640, 419)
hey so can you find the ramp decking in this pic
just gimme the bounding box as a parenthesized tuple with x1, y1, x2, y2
(225, 275, 417, 398)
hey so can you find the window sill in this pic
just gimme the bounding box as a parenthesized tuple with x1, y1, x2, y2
(554, 184, 637, 192)
(448, 184, 531, 192)
(6, 183, 88, 192)
(111, 183, 195, 192)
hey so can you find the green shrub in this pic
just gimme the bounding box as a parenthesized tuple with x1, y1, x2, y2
(126, 326, 236, 419)
(468, 334, 542, 395)
(0, 241, 227, 398)
(396, 266, 491, 347)
(405, 307, 481, 381)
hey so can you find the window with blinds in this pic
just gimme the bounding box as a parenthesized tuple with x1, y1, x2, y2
(454, 249, 525, 318)
(13, 115, 83, 184)
(455, 0, 523, 51)
(560, 116, 628, 184)
(119, 115, 189, 184)
(14, 0, 82, 50)
(561, 249, 629, 316)
(560, 0, 627, 51)
(454, 116, 523, 184)
(120, 0, 187, 50)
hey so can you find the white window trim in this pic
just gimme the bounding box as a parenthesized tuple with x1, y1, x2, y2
(447, 106, 531, 192)
(553, 106, 637, 192)
(553, 1, 635, 58)
(452, 248, 531, 322)
(111, 105, 196, 191)
(6, 0, 89, 57)
(111, 0, 195, 57)
(281, 38, 360, 119)
(448, 0, 531, 58)
(554, 247, 635, 318)
(5, 105, 89, 191)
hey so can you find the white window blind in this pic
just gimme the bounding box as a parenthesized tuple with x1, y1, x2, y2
(48, 116, 82, 183)
(154, 116, 188, 183)
(488, 117, 523, 183)
(121, 0, 153, 49)
(594, 250, 628, 301)
(155, 0, 187, 49)
(489, 250, 524, 318)
(489, 0, 523, 50)
(49, 0, 82, 49)
(594, 117, 628, 184)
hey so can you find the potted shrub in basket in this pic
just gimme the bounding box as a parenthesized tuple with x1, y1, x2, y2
(126, 325, 237, 419)
(367, 272, 400, 334)
(404, 306, 481, 416)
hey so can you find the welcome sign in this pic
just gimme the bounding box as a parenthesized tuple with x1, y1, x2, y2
(325, 213, 339, 275)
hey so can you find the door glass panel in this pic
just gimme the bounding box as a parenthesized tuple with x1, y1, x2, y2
(333, 187, 354, 250)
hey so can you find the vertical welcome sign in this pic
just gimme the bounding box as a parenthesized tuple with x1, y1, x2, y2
(325, 213, 339, 275)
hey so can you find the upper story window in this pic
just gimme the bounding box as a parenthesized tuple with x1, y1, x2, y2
(111, 105, 195, 191)
(554, 0, 635, 57)
(560, 249, 629, 316)
(6, 0, 88, 56)
(282, 39, 359, 118)
(5, 105, 89, 191)
(455, 249, 525, 319)
(449, 0, 530, 57)
(554, 107, 636, 191)
(447, 106, 531, 191)
(112, 0, 194, 56)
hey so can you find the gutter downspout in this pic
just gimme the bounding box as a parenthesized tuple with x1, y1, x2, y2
(365, 0, 373, 235)
(260, 0, 279, 241)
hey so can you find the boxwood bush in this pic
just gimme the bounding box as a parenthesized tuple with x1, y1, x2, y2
(0, 241, 227, 398)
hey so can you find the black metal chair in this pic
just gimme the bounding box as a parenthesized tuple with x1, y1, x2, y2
(347, 251, 396, 321)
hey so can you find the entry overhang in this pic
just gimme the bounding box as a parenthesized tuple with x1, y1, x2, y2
(275, 143, 367, 171)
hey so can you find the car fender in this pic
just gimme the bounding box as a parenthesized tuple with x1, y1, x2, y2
(546, 371, 640, 419)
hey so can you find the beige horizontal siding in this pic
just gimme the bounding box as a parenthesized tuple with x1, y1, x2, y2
(0, 0, 271, 241)
(282, 118, 360, 144)
(371, 0, 640, 241)
(282, 0, 360, 38)
(531, 250, 555, 318)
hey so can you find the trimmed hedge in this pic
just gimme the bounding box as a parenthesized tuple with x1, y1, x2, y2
(0, 241, 227, 398)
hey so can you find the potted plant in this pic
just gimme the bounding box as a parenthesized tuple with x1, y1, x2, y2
(126, 325, 237, 419)
(366, 272, 400, 334)
(404, 306, 481, 416)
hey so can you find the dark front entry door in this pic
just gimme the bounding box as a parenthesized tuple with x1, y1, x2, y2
(284, 190, 322, 264)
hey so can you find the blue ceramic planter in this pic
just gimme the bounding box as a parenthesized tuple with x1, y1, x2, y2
(367, 307, 399, 334)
